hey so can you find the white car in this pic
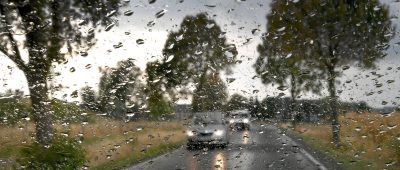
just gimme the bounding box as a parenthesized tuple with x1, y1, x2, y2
(186, 112, 229, 148)
(228, 110, 251, 130)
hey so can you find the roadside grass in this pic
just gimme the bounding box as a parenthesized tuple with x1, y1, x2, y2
(281, 111, 400, 170)
(93, 141, 185, 170)
(0, 115, 186, 169)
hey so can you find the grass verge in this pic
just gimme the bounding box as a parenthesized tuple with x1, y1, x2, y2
(0, 116, 186, 169)
(93, 141, 184, 170)
(280, 111, 400, 170)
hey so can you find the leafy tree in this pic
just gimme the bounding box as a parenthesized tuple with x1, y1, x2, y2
(257, 0, 393, 145)
(0, 0, 125, 145)
(227, 94, 249, 111)
(98, 59, 142, 119)
(80, 86, 98, 112)
(192, 72, 228, 112)
(147, 13, 237, 111)
(145, 62, 173, 117)
(255, 0, 324, 125)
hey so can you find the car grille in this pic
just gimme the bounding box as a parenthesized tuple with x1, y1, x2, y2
(199, 132, 213, 136)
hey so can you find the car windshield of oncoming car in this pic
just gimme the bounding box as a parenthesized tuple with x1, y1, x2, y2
(193, 114, 223, 125)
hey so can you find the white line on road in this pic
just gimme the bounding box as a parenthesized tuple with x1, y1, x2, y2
(279, 132, 328, 170)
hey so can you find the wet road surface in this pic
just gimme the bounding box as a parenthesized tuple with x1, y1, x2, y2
(128, 124, 327, 170)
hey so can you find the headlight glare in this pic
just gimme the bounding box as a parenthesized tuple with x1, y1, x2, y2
(187, 130, 194, 136)
(214, 130, 224, 136)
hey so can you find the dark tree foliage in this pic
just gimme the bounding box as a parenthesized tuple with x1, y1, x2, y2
(80, 86, 98, 112)
(256, 0, 393, 145)
(147, 13, 237, 112)
(0, 0, 126, 145)
(192, 72, 228, 112)
(145, 61, 173, 117)
(98, 59, 142, 119)
(226, 94, 249, 111)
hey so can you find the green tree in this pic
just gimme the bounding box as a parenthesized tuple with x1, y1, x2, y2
(80, 86, 98, 112)
(255, 0, 323, 125)
(0, 0, 125, 145)
(227, 94, 249, 111)
(145, 61, 173, 117)
(192, 72, 228, 112)
(257, 0, 393, 145)
(98, 59, 142, 119)
(147, 13, 237, 111)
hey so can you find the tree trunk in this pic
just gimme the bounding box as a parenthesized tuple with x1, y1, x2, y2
(290, 74, 297, 128)
(27, 73, 54, 145)
(327, 65, 340, 146)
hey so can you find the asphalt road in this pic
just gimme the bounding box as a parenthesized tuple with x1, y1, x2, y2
(128, 123, 328, 170)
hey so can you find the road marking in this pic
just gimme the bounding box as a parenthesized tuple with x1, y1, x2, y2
(299, 147, 328, 170)
(274, 126, 328, 170)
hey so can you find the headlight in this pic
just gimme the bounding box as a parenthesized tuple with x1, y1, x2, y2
(243, 118, 249, 123)
(229, 119, 234, 124)
(214, 130, 224, 136)
(187, 130, 195, 136)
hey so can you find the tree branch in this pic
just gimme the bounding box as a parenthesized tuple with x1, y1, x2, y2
(0, 3, 28, 73)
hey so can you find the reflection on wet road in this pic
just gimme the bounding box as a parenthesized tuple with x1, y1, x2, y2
(128, 124, 325, 170)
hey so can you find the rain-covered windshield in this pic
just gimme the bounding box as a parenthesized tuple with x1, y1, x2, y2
(193, 113, 224, 124)
(0, 0, 399, 169)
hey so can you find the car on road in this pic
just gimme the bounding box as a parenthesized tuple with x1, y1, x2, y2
(228, 110, 251, 130)
(186, 112, 229, 148)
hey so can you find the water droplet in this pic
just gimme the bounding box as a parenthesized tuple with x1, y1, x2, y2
(147, 21, 155, 27)
(85, 64, 92, 69)
(206, 23, 215, 29)
(277, 27, 286, 32)
(80, 51, 88, 56)
(124, 10, 134, 16)
(148, 0, 156, 4)
(113, 42, 123, 48)
(387, 80, 395, 84)
(342, 65, 350, 70)
(105, 23, 115, 31)
(70, 67, 76, 72)
(106, 10, 116, 17)
(136, 39, 145, 45)
(277, 86, 288, 91)
(155, 9, 167, 18)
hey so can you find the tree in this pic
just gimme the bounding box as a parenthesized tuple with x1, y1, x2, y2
(227, 94, 249, 111)
(80, 86, 98, 112)
(98, 59, 142, 119)
(254, 0, 324, 125)
(147, 13, 237, 111)
(257, 0, 393, 145)
(0, 0, 125, 145)
(192, 72, 228, 112)
(145, 61, 174, 117)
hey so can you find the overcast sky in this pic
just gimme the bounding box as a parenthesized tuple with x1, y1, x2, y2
(0, 0, 399, 108)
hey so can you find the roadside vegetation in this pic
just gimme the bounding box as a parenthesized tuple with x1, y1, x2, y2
(281, 111, 400, 169)
(0, 112, 185, 169)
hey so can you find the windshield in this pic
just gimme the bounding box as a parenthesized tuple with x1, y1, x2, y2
(230, 114, 250, 118)
(0, 0, 399, 169)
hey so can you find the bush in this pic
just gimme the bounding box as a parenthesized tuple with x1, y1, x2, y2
(18, 135, 86, 169)
(51, 100, 86, 123)
(0, 98, 31, 125)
